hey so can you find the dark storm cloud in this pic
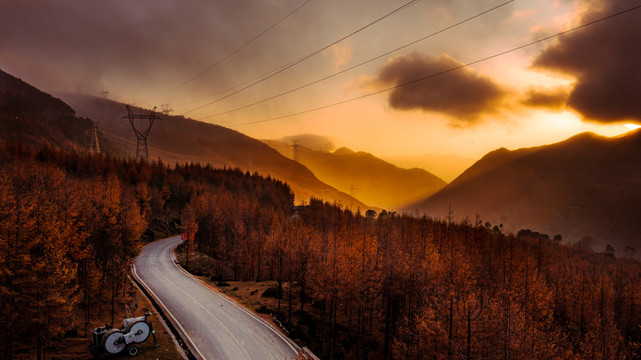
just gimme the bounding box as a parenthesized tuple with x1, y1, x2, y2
(0, 0, 285, 96)
(532, 0, 641, 123)
(376, 53, 507, 124)
(279, 134, 335, 152)
(521, 88, 569, 110)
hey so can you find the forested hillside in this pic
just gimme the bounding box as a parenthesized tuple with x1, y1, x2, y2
(57, 92, 367, 208)
(0, 141, 293, 359)
(185, 198, 641, 359)
(0, 69, 120, 154)
(1, 140, 641, 359)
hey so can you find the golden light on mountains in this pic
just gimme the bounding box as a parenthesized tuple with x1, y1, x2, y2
(1, 0, 640, 162)
(3, 1, 641, 359)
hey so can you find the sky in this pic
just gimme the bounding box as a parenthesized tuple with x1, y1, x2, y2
(1, 0, 640, 167)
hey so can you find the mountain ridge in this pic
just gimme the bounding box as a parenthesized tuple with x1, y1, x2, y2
(56, 92, 368, 209)
(405, 130, 641, 251)
(264, 139, 446, 210)
(0, 69, 101, 151)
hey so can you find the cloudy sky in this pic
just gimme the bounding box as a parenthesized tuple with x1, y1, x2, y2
(1, 0, 640, 162)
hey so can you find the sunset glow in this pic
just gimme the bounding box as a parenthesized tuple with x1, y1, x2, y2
(2, 2, 641, 358)
(1, 0, 640, 168)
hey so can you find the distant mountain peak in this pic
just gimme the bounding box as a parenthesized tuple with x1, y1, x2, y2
(483, 146, 510, 158)
(569, 131, 599, 139)
(333, 147, 355, 155)
(263, 139, 446, 209)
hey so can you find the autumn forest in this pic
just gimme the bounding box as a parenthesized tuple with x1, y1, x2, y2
(0, 141, 640, 359)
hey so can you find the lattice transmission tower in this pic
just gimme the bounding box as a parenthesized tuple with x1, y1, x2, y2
(292, 140, 301, 162)
(348, 184, 358, 198)
(161, 103, 173, 115)
(122, 105, 158, 161)
(89, 123, 101, 154)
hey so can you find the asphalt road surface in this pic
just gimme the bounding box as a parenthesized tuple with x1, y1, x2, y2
(133, 236, 303, 360)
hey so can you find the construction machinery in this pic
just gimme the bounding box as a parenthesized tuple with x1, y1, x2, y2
(90, 309, 157, 357)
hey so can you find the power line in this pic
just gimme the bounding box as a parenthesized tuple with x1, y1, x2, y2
(142, 0, 314, 104)
(175, 52, 305, 109)
(199, 0, 514, 120)
(182, 0, 421, 115)
(226, 3, 641, 127)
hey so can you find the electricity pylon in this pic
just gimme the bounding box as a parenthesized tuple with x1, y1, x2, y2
(89, 123, 100, 154)
(161, 103, 173, 115)
(292, 140, 300, 162)
(349, 184, 358, 198)
(122, 105, 158, 161)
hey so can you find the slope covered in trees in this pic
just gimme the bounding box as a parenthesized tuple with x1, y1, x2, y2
(0, 141, 293, 359)
(0, 67, 362, 208)
(405, 131, 641, 252)
(183, 196, 641, 359)
(0, 69, 120, 154)
(1, 139, 640, 359)
(57, 92, 367, 208)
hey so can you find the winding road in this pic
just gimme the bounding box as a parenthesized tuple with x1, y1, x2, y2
(132, 236, 303, 360)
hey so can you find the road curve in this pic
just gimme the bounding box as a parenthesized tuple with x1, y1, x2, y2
(133, 236, 302, 360)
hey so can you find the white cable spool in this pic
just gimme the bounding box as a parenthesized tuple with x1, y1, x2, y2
(102, 329, 126, 354)
(125, 319, 151, 344)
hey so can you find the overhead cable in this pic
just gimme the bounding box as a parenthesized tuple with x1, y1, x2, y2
(182, 0, 421, 115)
(142, 0, 314, 104)
(226, 3, 641, 126)
(199, 0, 514, 120)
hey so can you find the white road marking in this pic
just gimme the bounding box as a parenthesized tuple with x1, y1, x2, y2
(133, 236, 302, 360)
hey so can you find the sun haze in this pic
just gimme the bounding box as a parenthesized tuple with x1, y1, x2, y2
(1, 0, 639, 164)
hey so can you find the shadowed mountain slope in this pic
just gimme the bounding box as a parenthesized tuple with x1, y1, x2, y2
(383, 153, 475, 182)
(0, 69, 121, 153)
(405, 131, 641, 251)
(264, 140, 446, 210)
(57, 93, 367, 208)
